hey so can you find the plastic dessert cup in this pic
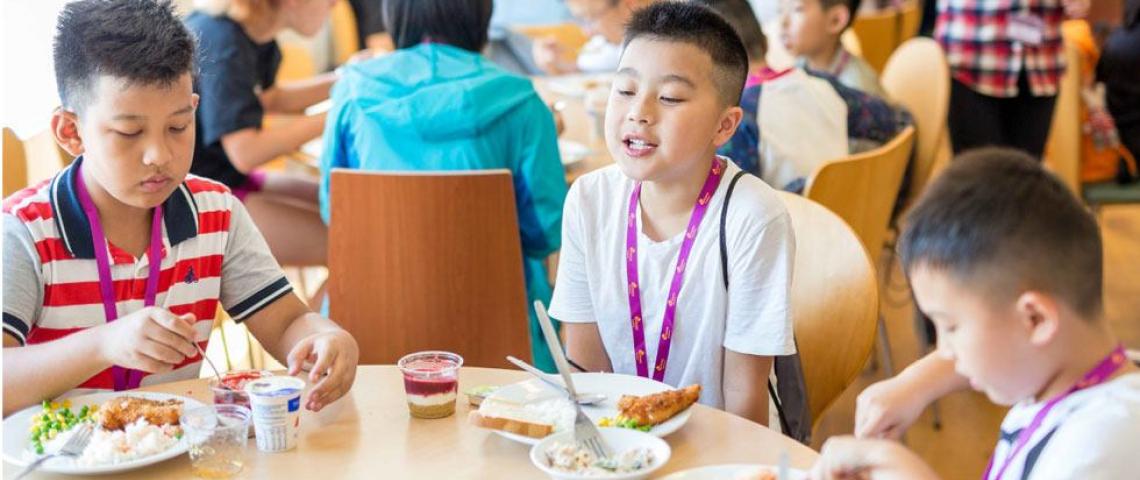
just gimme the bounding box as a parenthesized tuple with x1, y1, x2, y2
(244, 376, 305, 452)
(398, 351, 464, 419)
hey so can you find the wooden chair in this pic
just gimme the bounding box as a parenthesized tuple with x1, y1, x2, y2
(881, 38, 950, 203)
(850, 8, 900, 74)
(804, 126, 916, 268)
(330, 0, 360, 66)
(3, 128, 29, 198)
(804, 126, 916, 375)
(840, 30, 863, 59)
(276, 42, 317, 84)
(777, 192, 878, 430)
(898, 0, 922, 43)
(1044, 25, 1084, 195)
(327, 170, 531, 368)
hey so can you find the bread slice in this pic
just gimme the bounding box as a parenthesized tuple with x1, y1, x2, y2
(468, 397, 573, 439)
(467, 410, 555, 439)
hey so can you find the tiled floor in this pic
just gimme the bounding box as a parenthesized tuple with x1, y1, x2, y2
(812, 204, 1140, 479)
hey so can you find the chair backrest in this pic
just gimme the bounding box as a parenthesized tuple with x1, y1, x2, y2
(881, 38, 950, 203)
(899, 0, 922, 42)
(3, 127, 29, 198)
(1044, 24, 1084, 194)
(777, 192, 878, 428)
(330, 0, 360, 66)
(804, 126, 916, 267)
(276, 42, 317, 84)
(840, 29, 863, 58)
(850, 8, 899, 73)
(327, 170, 531, 368)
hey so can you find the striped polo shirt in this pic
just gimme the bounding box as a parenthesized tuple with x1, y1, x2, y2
(3, 157, 293, 393)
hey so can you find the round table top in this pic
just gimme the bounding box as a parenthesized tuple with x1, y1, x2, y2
(6, 366, 818, 479)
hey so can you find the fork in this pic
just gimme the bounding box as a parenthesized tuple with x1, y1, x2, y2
(533, 300, 612, 460)
(17, 422, 94, 479)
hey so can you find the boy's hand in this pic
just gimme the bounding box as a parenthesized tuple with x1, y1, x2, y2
(854, 376, 926, 439)
(810, 437, 939, 480)
(286, 330, 359, 412)
(97, 308, 199, 373)
(533, 37, 568, 75)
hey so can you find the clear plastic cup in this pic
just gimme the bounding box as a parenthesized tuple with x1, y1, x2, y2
(397, 351, 463, 419)
(244, 376, 306, 452)
(181, 405, 250, 479)
(210, 370, 272, 437)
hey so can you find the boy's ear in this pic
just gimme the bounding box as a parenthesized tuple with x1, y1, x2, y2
(825, 5, 852, 36)
(712, 105, 745, 148)
(51, 108, 85, 158)
(1016, 291, 1062, 347)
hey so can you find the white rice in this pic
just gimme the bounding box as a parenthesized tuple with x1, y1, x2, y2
(76, 419, 180, 466)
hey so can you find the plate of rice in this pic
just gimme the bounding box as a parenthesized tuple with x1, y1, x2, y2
(2, 391, 205, 475)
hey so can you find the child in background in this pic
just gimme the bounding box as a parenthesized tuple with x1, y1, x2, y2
(821, 149, 1140, 479)
(319, 0, 568, 372)
(532, 0, 650, 75)
(781, 0, 887, 98)
(185, 0, 336, 267)
(3, 0, 358, 416)
(549, 2, 795, 427)
(704, 0, 909, 192)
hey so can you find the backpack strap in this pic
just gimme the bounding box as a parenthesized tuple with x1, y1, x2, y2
(718, 170, 794, 437)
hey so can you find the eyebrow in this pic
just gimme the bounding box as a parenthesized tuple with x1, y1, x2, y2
(111, 105, 194, 121)
(616, 68, 697, 88)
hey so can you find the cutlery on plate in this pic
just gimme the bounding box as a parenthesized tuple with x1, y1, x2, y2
(16, 422, 93, 479)
(505, 355, 607, 405)
(534, 300, 612, 459)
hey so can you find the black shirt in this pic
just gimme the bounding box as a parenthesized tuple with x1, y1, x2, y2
(185, 12, 282, 188)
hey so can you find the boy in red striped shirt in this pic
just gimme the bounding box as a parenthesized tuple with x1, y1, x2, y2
(2, 0, 358, 416)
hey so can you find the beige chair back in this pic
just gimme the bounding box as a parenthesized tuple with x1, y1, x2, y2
(804, 126, 916, 267)
(777, 192, 878, 427)
(3, 128, 29, 198)
(1043, 24, 1083, 194)
(330, 0, 360, 66)
(882, 38, 950, 203)
(327, 170, 530, 368)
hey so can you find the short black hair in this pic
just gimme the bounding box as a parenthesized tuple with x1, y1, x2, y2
(623, 1, 750, 106)
(899, 148, 1103, 319)
(53, 0, 195, 115)
(821, 0, 862, 30)
(697, 0, 768, 64)
(382, 0, 494, 53)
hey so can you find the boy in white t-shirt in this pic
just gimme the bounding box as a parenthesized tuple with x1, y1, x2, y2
(549, 2, 796, 427)
(811, 148, 1140, 479)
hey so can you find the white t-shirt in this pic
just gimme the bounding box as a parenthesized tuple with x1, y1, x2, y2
(986, 372, 1140, 479)
(576, 35, 622, 74)
(549, 160, 796, 411)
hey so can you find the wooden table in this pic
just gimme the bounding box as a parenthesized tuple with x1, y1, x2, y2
(6, 366, 818, 479)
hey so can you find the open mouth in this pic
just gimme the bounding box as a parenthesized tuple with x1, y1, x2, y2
(622, 134, 658, 157)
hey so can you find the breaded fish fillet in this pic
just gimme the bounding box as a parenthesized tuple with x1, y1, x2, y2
(617, 384, 701, 426)
(98, 396, 183, 431)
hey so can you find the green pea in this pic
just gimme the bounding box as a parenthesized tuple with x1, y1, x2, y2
(79, 405, 89, 417)
(41, 400, 49, 410)
(34, 444, 44, 455)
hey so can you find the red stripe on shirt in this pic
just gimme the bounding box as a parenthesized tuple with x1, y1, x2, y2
(42, 255, 224, 307)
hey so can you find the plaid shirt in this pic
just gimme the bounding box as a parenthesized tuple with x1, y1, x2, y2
(935, 0, 1067, 98)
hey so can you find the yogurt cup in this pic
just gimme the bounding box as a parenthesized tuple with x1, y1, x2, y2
(244, 376, 305, 452)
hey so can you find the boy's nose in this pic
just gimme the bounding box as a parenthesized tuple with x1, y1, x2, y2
(142, 142, 173, 167)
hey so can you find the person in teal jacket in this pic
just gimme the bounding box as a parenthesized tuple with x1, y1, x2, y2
(319, 0, 568, 372)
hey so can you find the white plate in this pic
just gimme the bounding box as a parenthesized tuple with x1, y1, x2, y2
(2, 391, 205, 475)
(484, 372, 694, 445)
(656, 464, 809, 480)
(559, 139, 592, 166)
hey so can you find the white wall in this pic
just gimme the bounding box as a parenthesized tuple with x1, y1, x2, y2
(2, 0, 73, 139)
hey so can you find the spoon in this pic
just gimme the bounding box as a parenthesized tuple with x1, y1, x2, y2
(506, 355, 607, 405)
(194, 342, 234, 391)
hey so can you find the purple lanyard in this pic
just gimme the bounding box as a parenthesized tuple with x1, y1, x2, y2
(75, 166, 165, 391)
(983, 344, 1129, 480)
(625, 158, 725, 381)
